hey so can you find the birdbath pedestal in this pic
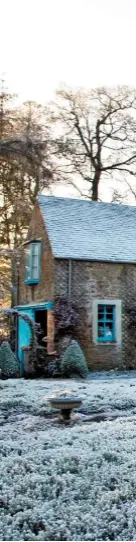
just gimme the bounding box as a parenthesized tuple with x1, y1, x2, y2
(49, 397, 82, 423)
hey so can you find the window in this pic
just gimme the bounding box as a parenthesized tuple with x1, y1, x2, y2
(24, 241, 41, 284)
(97, 304, 115, 342)
(92, 300, 121, 345)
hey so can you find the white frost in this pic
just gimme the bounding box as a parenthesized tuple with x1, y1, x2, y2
(1, 375, 136, 540)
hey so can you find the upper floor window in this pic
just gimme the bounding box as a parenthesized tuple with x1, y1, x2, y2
(24, 241, 41, 284)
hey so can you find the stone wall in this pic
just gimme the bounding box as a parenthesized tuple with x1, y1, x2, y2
(55, 259, 136, 370)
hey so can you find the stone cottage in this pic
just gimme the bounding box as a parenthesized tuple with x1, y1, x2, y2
(16, 194, 136, 372)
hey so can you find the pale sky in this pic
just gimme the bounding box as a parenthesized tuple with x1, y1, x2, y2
(1, 0, 136, 103)
(1, 0, 136, 201)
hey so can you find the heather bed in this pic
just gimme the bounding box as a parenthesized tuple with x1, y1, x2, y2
(1, 375, 136, 540)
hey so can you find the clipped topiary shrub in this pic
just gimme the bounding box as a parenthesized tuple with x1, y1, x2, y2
(60, 339, 88, 379)
(0, 341, 19, 378)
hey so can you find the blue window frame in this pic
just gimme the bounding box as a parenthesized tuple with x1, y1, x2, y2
(97, 304, 115, 342)
(24, 241, 41, 284)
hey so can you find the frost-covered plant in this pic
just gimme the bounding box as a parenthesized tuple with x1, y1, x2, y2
(60, 339, 88, 378)
(0, 341, 19, 378)
(54, 296, 85, 339)
(1, 377, 136, 540)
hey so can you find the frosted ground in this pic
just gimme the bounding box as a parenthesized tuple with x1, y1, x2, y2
(1, 374, 136, 540)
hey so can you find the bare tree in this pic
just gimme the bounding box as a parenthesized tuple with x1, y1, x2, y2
(0, 135, 52, 180)
(51, 86, 136, 200)
(0, 94, 55, 249)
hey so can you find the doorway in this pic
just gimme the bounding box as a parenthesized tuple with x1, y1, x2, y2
(35, 309, 47, 348)
(16, 301, 53, 370)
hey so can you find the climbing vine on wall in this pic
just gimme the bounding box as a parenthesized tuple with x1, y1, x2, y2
(54, 296, 86, 339)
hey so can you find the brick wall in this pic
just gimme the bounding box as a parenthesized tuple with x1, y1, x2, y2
(19, 202, 54, 305)
(55, 259, 136, 370)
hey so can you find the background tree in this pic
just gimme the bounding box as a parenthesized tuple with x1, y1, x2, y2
(51, 86, 136, 201)
(0, 252, 11, 306)
(0, 88, 55, 249)
(0, 81, 55, 307)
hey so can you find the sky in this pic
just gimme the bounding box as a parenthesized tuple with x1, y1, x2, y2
(1, 0, 136, 104)
(1, 0, 136, 201)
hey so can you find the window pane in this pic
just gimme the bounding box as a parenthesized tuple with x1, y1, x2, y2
(106, 306, 114, 316)
(32, 254, 38, 266)
(105, 322, 113, 339)
(98, 305, 104, 312)
(32, 266, 39, 279)
(24, 246, 31, 280)
(98, 306, 104, 318)
(31, 250, 39, 279)
(98, 323, 104, 337)
(33, 243, 39, 256)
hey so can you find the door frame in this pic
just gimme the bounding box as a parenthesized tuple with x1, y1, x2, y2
(16, 302, 53, 311)
(15, 302, 53, 373)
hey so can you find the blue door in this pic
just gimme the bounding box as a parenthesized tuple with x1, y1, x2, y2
(18, 309, 35, 375)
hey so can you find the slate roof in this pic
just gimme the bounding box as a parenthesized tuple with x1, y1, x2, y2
(38, 194, 136, 263)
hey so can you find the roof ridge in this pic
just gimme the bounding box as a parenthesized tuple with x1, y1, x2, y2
(38, 193, 136, 212)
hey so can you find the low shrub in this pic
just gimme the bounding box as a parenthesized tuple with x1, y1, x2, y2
(0, 341, 19, 378)
(60, 339, 88, 379)
(28, 345, 60, 378)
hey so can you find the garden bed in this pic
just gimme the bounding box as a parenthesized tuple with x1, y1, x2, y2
(1, 375, 136, 540)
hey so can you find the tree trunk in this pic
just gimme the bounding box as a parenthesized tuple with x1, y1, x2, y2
(92, 170, 101, 201)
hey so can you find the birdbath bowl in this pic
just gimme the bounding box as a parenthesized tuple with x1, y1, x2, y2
(49, 397, 82, 423)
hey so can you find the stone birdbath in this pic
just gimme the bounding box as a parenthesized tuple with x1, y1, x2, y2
(49, 393, 82, 423)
